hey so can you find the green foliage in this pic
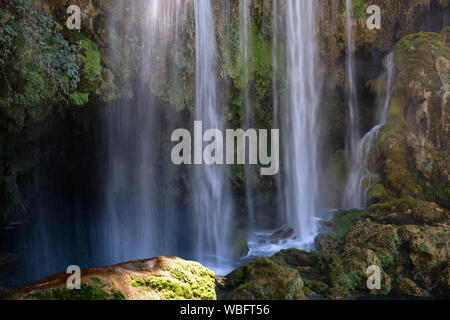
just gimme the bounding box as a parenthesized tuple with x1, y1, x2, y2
(377, 254, 394, 269)
(415, 172, 450, 209)
(339, 0, 369, 19)
(0, 0, 81, 129)
(340, 269, 365, 291)
(77, 35, 103, 93)
(224, 9, 273, 129)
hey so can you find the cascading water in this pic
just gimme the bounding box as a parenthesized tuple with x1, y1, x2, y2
(281, 0, 322, 241)
(101, 1, 190, 264)
(342, 53, 395, 207)
(342, 0, 363, 209)
(193, 0, 233, 263)
(240, 0, 256, 228)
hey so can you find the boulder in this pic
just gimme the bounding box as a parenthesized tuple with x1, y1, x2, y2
(6, 257, 216, 300)
(268, 227, 295, 243)
(219, 257, 306, 300)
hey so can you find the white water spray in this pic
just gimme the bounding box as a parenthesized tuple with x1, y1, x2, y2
(193, 0, 233, 261)
(343, 53, 395, 208)
(281, 0, 322, 241)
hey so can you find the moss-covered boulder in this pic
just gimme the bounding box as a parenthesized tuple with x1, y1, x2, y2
(219, 257, 306, 300)
(6, 257, 216, 300)
(229, 229, 249, 259)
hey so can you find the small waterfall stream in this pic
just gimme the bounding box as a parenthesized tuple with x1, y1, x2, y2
(343, 53, 395, 208)
(343, 0, 363, 209)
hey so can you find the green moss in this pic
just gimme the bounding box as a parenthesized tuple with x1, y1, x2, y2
(368, 197, 417, 214)
(238, 282, 251, 291)
(377, 254, 394, 269)
(340, 269, 365, 291)
(303, 279, 329, 296)
(25, 284, 125, 300)
(130, 259, 216, 300)
(339, 0, 370, 19)
(329, 209, 369, 239)
(76, 35, 103, 93)
(367, 183, 391, 204)
(71, 91, 90, 106)
(229, 229, 249, 259)
(394, 32, 450, 94)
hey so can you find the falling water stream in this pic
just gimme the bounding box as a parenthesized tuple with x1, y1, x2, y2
(100, 1, 191, 265)
(240, 0, 256, 229)
(193, 0, 233, 268)
(281, 0, 322, 242)
(343, 53, 395, 207)
(343, 0, 363, 209)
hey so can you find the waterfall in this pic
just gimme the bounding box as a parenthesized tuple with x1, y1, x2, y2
(240, 0, 256, 228)
(343, 53, 395, 208)
(281, 0, 322, 241)
(342, 0, 363, 209)
(101, 1, 189, 264)
(193, 0, 232, 261)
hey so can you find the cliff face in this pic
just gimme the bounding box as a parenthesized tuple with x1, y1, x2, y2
(1, 0, 448, 217)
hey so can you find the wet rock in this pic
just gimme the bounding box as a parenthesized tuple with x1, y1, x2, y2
(319, 219, 335, 230)
(229, 229, 249, 259)
(268, 227, 294, 243)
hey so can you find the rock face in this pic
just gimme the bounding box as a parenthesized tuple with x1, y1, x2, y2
(313, 210, 450, 299)
(6, 257, 216, 300)
(218, 257, 306, 300)
(373, 30, 450, 208)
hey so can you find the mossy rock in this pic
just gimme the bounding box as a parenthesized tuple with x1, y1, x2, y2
(303, 279, 330, 296)
(367, 184, 392, 205)
(325, 209, 370, 240)
(229, 229, 249, 259)
(6, 257, 216, 300)
(271, 249, 319, 268)
(220, 257, 306, 300)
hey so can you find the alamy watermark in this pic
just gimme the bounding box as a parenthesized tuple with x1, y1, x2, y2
(171, 121, 280, 176)
(66, 265, 81, 290)
(366, 5, 381, 30)
(366, 265, 381, 290)
(66, 5, 81, 30)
